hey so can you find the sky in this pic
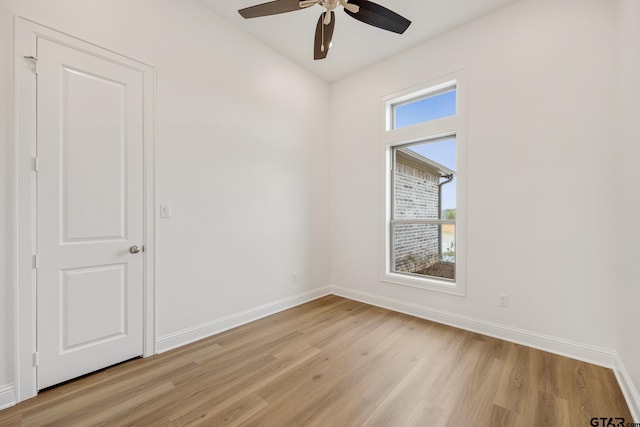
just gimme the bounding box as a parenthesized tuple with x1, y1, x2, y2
(394, 90, 456, 129)
(395, 90, 457, 211)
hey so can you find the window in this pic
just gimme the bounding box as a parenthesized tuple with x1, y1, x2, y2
(391, 138, 456, 281)
(382, 75, 465, 295)
(392, 90, 456, 129)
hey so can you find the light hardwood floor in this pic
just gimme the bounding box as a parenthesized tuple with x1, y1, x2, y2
(0, 295, 632, 426)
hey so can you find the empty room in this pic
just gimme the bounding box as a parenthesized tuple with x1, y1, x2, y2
(0, 0, 639, 425)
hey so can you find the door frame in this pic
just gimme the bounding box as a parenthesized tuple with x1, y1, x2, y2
(13, 17, 156, 402)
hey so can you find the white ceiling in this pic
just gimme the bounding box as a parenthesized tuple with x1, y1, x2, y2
(199, 0, 518, 82)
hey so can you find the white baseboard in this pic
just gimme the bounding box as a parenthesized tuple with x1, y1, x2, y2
(615, 356, 640, 422)
(330, 285, 617, 368)
(156, 286, 331, 353)
(0, 384, 16, 411)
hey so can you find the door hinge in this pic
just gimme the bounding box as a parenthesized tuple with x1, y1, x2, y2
(33, 352, 39, 367)
(24, 56, 38, 74)
(33, 157, 39, 172)
(32, 254, 39, 269)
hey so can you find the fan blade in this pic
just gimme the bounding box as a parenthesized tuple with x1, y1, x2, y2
(239, 0, 303, 19)
(339, 0, 360, 13)
(314, 11, 335, 60)
(344, 0, 411, 34)
(299, 0, 321, 7)
(324, 10, 332, 25)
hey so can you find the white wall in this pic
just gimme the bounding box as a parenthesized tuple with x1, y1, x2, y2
(330, 0, 619, 354)
(617, 0, 640, 419)
(0, 0, 330, 390)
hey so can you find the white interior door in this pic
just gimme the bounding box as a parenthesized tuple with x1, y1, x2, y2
(36, 37, 145, 390)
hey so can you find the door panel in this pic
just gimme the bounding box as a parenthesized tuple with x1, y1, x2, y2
(61, 264, 127, 351)
(37, 38, 144, 390)
(62, 67, 127, 242)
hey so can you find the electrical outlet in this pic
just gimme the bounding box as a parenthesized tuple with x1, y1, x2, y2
(498, 294, 509, 307)
(292, 273, 298, 284)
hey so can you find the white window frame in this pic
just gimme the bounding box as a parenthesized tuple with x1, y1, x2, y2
(380, 71, 467, 296)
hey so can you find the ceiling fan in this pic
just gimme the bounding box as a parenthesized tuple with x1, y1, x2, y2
(238, 0, 411, 60)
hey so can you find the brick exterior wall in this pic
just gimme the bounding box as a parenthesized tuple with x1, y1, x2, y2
(393, 151, 441, 273)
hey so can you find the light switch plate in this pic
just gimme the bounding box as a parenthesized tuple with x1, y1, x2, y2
(160, 204, 172, 218)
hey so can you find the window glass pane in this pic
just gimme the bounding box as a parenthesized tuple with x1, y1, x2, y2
(392, 137, 456, 282)
(393, 90, 456, 129)
(394, 138, 456, 220)
(392, 224, 455, 280)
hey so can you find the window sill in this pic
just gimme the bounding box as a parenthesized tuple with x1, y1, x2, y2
(381, 272, 465, 296)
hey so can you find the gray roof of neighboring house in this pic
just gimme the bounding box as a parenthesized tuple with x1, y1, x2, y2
(397, 148, 455, 177)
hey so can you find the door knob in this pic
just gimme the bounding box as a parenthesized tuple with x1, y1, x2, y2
(129, 245, 142, 254)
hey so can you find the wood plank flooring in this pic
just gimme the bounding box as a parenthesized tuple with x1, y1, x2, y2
(0, 295, 632, 426)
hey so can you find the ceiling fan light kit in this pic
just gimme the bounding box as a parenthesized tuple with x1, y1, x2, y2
(238, 0, 411, 60)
